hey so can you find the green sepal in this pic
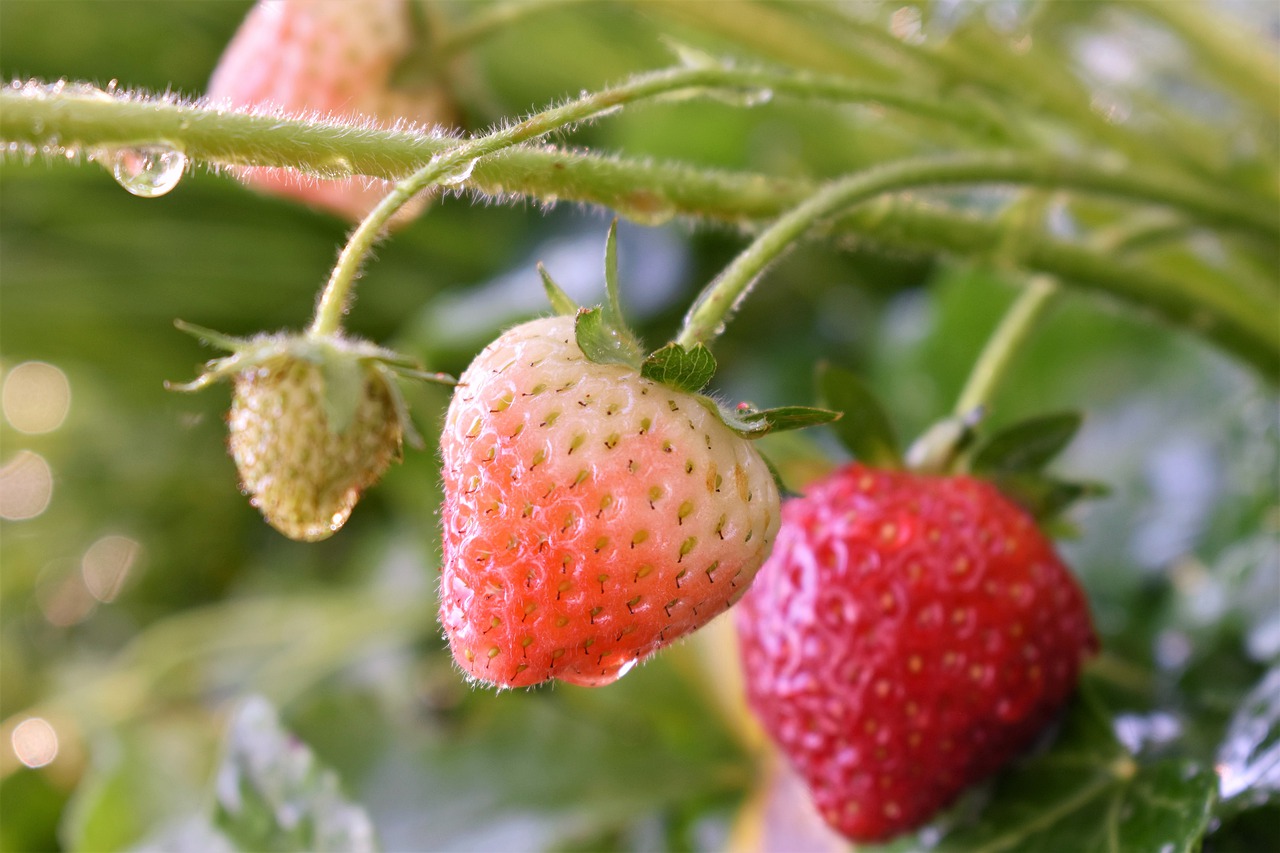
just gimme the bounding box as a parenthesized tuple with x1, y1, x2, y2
(641, 342, 717, 393)
(574, 307, 644, 369)
(172, 319, 250, 352)
(817, 363, 902, 468)
(374, 362, 424, 450)
(602, 219, 626, 332)
(539, 262, 579, 317)
(991, 472, 1110, 522)
(971, 411, 1084, 474)
(719, 402, 842, 438)
(319, 354, 365, 436)
(380, 363, 457, 386)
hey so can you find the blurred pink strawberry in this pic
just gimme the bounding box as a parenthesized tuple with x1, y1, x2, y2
(207, 0, 455, 226)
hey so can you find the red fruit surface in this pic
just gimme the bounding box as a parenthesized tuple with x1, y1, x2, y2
(735, 462, 1098, 842)
(439, 316, 781, 688)
(206, 0, 453, 225)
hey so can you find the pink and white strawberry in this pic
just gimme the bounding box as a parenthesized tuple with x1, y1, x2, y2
(206, 0, 455, 225)
(438, 315, 783, 688)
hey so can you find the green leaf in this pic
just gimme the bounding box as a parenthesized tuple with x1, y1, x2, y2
(574, 307, 643, 369)
(213, 696, 379, 853)
(720, 404, 841, 438)
(816, 363, 902, 467)
(970, 411, 1084, 474)
(992, 472, 1110, 521)
(641, 342, 717, 393)
(538, 262, 579, 316)
(933, 686, 1218, 853)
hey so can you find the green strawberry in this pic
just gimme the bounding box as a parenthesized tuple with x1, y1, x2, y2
(170, 326, 435, 541)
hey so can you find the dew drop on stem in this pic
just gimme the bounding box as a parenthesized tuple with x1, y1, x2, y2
(102, 145, 187, 198)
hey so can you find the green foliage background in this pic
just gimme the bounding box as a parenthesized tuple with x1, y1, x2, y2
(1, 1, 1277, 851)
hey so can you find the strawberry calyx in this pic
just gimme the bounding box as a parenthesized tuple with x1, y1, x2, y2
(168, 321, 454, 541)
(166, 320, 453, 448)
(542, 222, 841, 443)
(818, 362, 1107, 525)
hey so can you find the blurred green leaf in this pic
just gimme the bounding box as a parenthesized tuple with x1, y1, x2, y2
(989, 473, 1111, 523)
(213, 696, 379, 853)
(970, 412, 1084, 474)
(935, 687, 1218, 852)
(817, 362, 902, 467)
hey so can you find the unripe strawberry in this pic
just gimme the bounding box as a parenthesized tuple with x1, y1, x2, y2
(207, 0, 455, 225)
(228, 341, 402, 541)
(735, 462, 1098, 842)
(439, 315, 782, 688)
(170, 327, 429, 541)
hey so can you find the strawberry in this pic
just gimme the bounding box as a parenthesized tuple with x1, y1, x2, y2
(734, 461, 1098, 842)
(438, 314, 783, 688)
(169, 326, 436, 541)
(206, 0, 455, 225)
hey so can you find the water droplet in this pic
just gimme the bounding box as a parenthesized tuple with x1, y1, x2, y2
(315, 155, 353, 179)
(105, 145, 187, 197)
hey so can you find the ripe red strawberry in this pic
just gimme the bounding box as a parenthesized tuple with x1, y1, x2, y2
(734, 462, 1098, 842)
(206, 0, 454, 225)
(439, 315, 782, 688)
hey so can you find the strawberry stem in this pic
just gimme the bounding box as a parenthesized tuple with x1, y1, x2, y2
(4, 83, 1278, 375)
(953, 275, 1060, 420)
(306, 62, 1022, 336)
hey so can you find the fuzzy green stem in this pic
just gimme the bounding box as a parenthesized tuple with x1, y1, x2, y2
(310, 61, 974, 334)
(2, 88, 1277, 375)
(674, 153, 1277, 352)
(4, 88, 1273, 236)
(953, 276, 1060, 418)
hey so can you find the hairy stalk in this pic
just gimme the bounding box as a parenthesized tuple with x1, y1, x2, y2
(310, 61, 991, 333)
(674, 156, 1278, 354)
(0, 63, 1007, 169)
(4, 88, 1270, 237)
(2, 87, 1276, 374)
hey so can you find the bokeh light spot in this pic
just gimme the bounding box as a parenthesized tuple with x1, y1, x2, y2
(2, 362, 70, 434)
(81, 535, 141, 602)
(0, 451, 53, 520)
(11, 718, 58, 768)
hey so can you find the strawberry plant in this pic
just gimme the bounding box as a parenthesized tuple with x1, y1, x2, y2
(1, 1, 1276, 851)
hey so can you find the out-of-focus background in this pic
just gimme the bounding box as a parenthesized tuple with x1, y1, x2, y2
(1, 2, 1276, 850)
